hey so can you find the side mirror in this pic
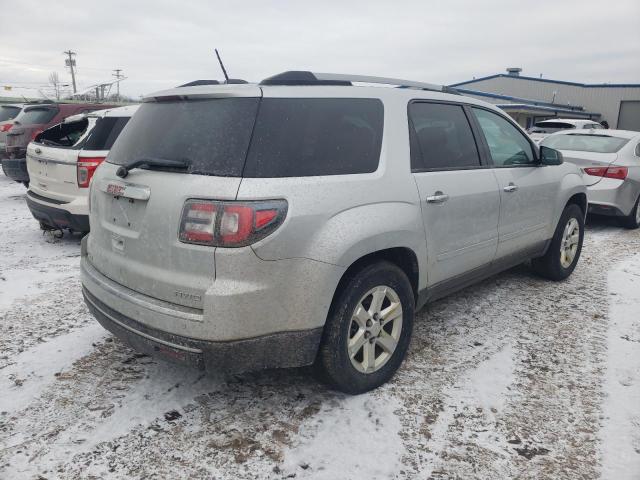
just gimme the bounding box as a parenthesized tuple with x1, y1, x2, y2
(540, 145, 563, 166)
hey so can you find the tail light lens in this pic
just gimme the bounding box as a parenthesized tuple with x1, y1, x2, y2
(0, 123, 12, 132)
(179, 199, 287, 247)
(583, 166, 628, 180)
(30, 129, 43, 141)
(77, 156, 106, 188)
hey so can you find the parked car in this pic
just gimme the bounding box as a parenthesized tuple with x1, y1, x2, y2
(1, 102, 114, 186)
(26, 105, 139, 233)
(0, 103, 24, 158)
(528, 119, 603, 144)
(541, 129, 640, 228)
(80, 72, 586, 394)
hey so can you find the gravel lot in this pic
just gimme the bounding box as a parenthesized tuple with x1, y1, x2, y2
(1, 174, 639, 479)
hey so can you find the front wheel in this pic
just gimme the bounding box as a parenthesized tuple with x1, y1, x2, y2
(532, 204, 584, 281)
(620, 195, 640, 230)
(315, 261, 414, 394)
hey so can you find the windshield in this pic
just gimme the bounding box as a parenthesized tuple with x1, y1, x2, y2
(541, 134, 630, 153)
(0, 106, 21, 122)
(15, 107, 58, 125)
(107, 98, 259, 176)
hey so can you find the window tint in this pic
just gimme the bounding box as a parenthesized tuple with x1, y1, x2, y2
(83, 116, 131, 151)
(243, 98, 383, 177)
(108, 98, 260, 176)
(472, 108, 535, 166)
(408, 102, 480, 170)
(15, 107, 58, 125)
(541, 134, 630, 153)
(0, 106, 21, 122)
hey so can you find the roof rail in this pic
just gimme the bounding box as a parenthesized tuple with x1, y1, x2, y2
(260, 71, 457, 93)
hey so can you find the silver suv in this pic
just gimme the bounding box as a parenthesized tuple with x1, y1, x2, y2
(81, 72, 587, 394)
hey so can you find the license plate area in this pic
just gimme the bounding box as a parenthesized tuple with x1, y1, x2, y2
(108, 195, 146, 232)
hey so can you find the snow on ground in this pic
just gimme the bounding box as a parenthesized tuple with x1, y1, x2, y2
(1, 174, 640, 479)
(600, 253, 640, 479)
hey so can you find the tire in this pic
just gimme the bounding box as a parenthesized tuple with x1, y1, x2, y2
(315, 261, 414, 394)
(532, 204, 584, 281)
(620, 195, 640, 230)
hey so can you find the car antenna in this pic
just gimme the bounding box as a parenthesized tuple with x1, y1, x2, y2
(215, 48, 230, 83)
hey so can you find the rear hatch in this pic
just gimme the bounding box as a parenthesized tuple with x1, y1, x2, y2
(541, 133, 630, 186)
(6, 105, 59, 157)
(87, 86, 261, 309)
(27, 116, 95, 199)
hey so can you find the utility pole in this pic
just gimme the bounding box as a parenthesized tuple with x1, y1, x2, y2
(112, 69, 123, 101)
(63, 50, 77, 94)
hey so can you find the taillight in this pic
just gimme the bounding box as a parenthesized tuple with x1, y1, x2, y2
(583, 166, 628, 180)
(0, 123, 12, 132)
(30, 129, 43, 141)
(179, 199, 287, 247)
(77, 156, 106, 188)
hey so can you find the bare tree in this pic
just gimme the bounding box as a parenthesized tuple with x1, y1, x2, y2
(48, 72, 61, 100)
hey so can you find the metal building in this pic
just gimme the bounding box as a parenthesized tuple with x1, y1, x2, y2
(450, 68, 640, 131)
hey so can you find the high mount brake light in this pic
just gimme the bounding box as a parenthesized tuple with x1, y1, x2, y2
(77, 156, 106, 188)
(179, 199, 287, 247)
(583, 166, 628, 180)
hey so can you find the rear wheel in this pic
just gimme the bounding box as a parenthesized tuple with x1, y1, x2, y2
(315, 261, 414, 394)
(620, 195, 640, 230)
(532, 204, 584, 281)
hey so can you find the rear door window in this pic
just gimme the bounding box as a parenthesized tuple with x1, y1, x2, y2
(243, 98, 383, 177)
(472, 108, 535, 166)
(83, 117, 131, 150)
(15, 107, 58, 125)
(408, 102, 481, 171)
(0, 106, 21, 122)
(107, 98, 260, 176)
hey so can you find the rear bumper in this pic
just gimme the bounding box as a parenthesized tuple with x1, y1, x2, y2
(1, 157, 29, 182)
(83, 285, 322, 373)
(26, 192, 90, 232)
(587, 178, 639, 217)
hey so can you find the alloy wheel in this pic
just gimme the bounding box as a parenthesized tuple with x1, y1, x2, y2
(560, 217, 580, 268)
(348, 286, 403, 374)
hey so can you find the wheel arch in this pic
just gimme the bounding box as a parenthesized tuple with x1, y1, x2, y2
(330, 247, 420, 310)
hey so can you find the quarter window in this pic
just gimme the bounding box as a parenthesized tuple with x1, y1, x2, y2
(408, 102, 481, 171)
(244, 98, 383, 177)
(472, 108, 535, 167)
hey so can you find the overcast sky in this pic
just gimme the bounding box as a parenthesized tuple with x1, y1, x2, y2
(1, 0, 639, 99)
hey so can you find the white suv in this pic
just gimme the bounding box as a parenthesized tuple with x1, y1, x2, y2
(26, 105, 138, 233)
(81, 72, 587, 393)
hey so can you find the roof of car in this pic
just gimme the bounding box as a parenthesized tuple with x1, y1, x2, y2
(549, 129, 640, 140)
(89, 104, 139, 118)
(536, 118, 599, 125)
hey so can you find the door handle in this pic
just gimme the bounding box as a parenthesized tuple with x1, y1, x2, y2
(503, 183, 519, 193)
(426, 191, 450, 204)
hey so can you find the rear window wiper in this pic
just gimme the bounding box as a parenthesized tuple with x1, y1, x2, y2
(116, 157, 189, 178)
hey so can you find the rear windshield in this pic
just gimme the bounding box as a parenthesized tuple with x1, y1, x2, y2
(107, 97, 384, 177)
(83, 116, 131, 151)
(107, 98, 259, 176)
(541, 134, 630, 153)
(0, 106, 21, 122)
(15, 107, 58, 125)
(533, 122, 576, 130)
